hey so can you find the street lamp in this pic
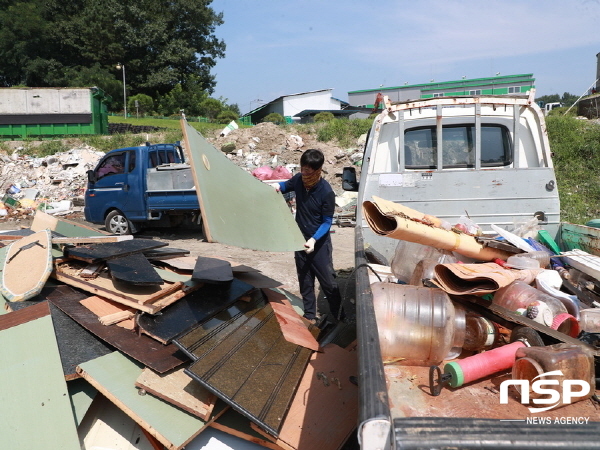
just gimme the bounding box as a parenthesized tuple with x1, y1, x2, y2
(116, 63, 127, 118)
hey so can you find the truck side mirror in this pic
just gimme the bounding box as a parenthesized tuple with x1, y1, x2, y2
(342, 166, 359, 191)
(87, 170, 97, 183)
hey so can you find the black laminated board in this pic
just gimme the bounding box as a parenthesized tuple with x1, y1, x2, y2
(174, 298, 314, 437)
(144, 247, 191, 260)
(65, 238, 168, 263)
(137, 279, 256, 344)
(47, 286, 188, 373)
(192, 256, 234, 284)
(107, 253, 164, 286)
(6, 286, 113, 380)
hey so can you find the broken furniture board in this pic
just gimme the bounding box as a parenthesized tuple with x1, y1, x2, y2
(65, 238, 168, 263)
(77, 351, 209, 450)
(53, 260, 198, 314)
(263, 289, 319, 352)
(155, 266, 193, 283)
(136, 279, 256, 344)
(144, 246, 191, 260)
(31, 209, 108, 236)
(192, 256, 234, 284)
(48, 285, 188, 373)
(159, 255, 260, 273)
(108, 253, 165, 286)
(135, 367, 217, 421)
(175, 297, 315, 437)
(68, 377, 98, 427)
(210, 406, 285, 450)
(0, 229, 53, 301)
(5, 287, 118, 378)
(0, 301, 80, 450)
(250, 343, 359, 450)
(79, 295, 136, 329)
(53, 234, 134, 244)
(181, 118, 305, 252)
(78, 394, 162, 450)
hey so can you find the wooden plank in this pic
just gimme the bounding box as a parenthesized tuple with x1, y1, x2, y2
(80, 295, 136, 327)
(65, 238, 168, 263)
(80, 262, 104, 279)
(263, 289, 320, 352)
(137, 279, 256, 344)
(48, 286, 188, 373)
(53, 261, 187, 314)
(135, 367, 217, 421)
(0, 229, 53, 301)
(250, 344, 359, 450)
(77, 351, 209, 450)
(191, 256, 234, 284)
(0, 302, 80, 450)
(31, 209, 108, 236)
(180, 118, 305, 251)
(108, 253, 165, 286)
(53, 235, 134, 244)
(78, 393, 167, 450)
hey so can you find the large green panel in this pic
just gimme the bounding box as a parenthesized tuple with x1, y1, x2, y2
(182, 119, 305, 252)
(0, 313, 80, 450)
(78, 351, 207, 449)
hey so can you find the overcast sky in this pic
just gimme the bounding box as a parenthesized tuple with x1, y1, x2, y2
(210, 0, 600, 114)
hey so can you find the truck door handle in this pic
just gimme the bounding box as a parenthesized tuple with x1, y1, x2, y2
(123, 184, 129, 192)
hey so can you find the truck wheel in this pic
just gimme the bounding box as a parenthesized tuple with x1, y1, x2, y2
(105, 210, 131, 235)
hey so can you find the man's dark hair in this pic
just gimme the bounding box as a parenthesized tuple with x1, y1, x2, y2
(300, 148, 324, 170)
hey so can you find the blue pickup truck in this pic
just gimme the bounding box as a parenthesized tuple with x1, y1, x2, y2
(84, 142, 201, 234)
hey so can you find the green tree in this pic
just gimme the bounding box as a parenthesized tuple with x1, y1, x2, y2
(216, 110, 238, 124)
(314, 112, 335, 122)
(128, 94, 154, 116)
(0, 0, 225, 105)
(263, 113, 285, 124)
(199, 98, 223, 120)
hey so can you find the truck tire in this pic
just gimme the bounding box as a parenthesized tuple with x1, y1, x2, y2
(105, 210, 131, 235)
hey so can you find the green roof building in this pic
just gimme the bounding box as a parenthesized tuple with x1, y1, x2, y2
(347, 74, 535, 109)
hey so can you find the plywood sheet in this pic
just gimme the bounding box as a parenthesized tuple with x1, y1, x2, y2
(78, 394, 160, 450)
(0, 229, 53, 301)
(66, 238, 168, 263)
(136, 279, 255, 344)
(135, 367, 217, 420)
(108, 253, 164, 286)
(181, 118, 305, 251)
(31, 209, 108, 236)
(0, 302, 80, 450)
(48, 285, 188, 373)
(77, 351, 208, 450)
(192, 256, 234, 284)
(3, 287, 114, 379)
(263, 288, 319, 352)
(252, 344, 359, 450)
(175, 298, 315, 437)
(53, 260, 195, 314)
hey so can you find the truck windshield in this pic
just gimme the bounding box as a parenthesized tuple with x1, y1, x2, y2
(404, 124, 511, 169)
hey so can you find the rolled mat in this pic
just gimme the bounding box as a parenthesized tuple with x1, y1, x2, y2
(432, 262, 543, 296)
(362, 196, 512, 261)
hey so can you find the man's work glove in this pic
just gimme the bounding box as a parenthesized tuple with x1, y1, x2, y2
(270, 182, 281, 192)
(304, 237, 316, 254)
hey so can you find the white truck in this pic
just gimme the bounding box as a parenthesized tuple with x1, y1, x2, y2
(343, 91, 600, 449)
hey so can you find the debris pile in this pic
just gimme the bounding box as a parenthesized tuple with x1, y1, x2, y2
(1, 211, 358, 449)
(0, 147, 104, 220)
